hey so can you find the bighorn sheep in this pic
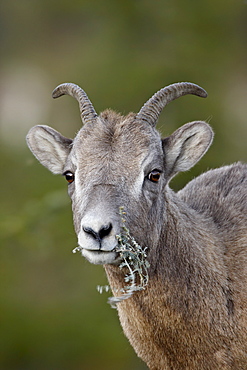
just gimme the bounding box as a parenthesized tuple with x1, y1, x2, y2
(26, 82, 247, 369)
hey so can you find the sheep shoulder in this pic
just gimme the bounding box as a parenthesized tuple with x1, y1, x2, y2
(178, 161, 247, 338)
(177, 162, 247, 224)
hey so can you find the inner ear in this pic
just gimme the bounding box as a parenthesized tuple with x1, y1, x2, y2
(162, 121, 214, 180)
(26, 125, 73, 174)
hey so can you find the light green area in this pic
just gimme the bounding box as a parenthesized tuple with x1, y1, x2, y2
(0, 1, 246, 369)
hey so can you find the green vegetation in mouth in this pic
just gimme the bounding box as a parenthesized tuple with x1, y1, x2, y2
(98, 206, 150, 308)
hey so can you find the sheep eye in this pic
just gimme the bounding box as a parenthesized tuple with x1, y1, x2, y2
(63, 171, 74, 184)
(147, 170, 161, 183)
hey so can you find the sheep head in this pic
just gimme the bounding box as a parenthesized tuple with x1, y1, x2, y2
(26, 82, 213, 265)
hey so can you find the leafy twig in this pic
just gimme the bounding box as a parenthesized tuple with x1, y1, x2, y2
(107, 207, 150, 308)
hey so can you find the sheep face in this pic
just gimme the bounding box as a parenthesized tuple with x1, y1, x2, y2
(62, 111, 165, 265)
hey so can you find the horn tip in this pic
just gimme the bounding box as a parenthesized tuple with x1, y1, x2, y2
(51, 82, 78, 99)
(199, 88, 208, 98)
(52, 84, 65, 99)
(191, 83, 208, 98)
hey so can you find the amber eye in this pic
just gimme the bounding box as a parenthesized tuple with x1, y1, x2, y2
(64, 171, 74, 184)
(147, 170, 161, 183)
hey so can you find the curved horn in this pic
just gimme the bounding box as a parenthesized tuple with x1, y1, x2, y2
(136, 82, 207, 127)
(52, 83, 98, 125)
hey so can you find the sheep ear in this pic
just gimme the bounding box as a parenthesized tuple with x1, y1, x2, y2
(162, 121, 213, 180)
(26, 125, 73, 174)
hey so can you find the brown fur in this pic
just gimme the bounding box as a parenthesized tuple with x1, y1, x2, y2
(27, 101, 247, 369)
(106, 163, 247, 369)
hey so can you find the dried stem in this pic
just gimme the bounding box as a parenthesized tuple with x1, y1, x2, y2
(107, 207, 150, 308)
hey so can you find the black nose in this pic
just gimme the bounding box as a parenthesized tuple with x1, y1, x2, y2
(83, 223, 113, 243)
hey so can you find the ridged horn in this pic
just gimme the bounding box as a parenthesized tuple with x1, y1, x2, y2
(52, 83, 98, 125)
(136, 82, 207, 127)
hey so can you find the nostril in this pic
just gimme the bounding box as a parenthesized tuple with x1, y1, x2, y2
(82, 223, 113, 242)
(99, 223, 113, 240)
(83, 226, 98, 240)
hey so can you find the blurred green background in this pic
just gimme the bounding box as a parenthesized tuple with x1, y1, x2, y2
(0, 1, 247, 369)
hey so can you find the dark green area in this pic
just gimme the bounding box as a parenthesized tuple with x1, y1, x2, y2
(0, 1, 246, 369)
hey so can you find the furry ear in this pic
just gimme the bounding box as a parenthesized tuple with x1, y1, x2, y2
(26, 125, 73, 174)
(162, 121, 213, 180)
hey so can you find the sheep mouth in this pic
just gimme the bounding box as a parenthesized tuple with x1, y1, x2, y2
(72, 246, 122, 265)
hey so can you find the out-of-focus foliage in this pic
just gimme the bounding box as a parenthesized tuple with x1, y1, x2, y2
(0, 1, 246, 369)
